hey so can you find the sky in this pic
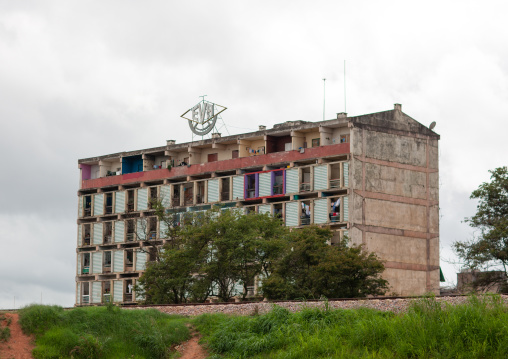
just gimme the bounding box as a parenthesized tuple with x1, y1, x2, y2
(1, 0, 507, 309)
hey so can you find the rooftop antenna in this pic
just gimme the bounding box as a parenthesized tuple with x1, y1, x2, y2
(344, 60, 347, 113)
(199, 95, 207, 103)
(322, 78, 326, 121)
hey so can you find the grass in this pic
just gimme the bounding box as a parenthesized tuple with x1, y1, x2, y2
(0, 311, 11, 343)
(194, 295, 508, 359)
(18, 304, 190, 359)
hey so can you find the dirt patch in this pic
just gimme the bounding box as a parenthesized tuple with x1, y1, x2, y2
(0, 313, 34, 359)
(175, 327, 208, 359)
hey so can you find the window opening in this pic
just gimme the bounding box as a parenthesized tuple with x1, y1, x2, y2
(83, 196, 92, 217)
(183, 183, 193, 205)
(148, 217, 157, 239)
(126, 220, 135, 242)
(196, 182, 205, 204)
(273, 170, 284, 195)
(273, 203, 283, 220)
(127, 190, 135, 212)
(330, 163, 341, 188)
(172, 186, 181, 207)
(83, 224, 91, 246)
(300, 200, 311, 226)
(103, 281, 111, 303)
(245, 206, 255, 214)
(312, 138, 320, 147)
(300, 168, 311, 192)
(208, 153, 218, 162)
(82, 282, 90, 304)
(125, 250, 134, 271)
(103, 222, 112, 244)
(329, 197, 341, 222)
(340, 134, 350, 143)
(232, 150, 239, 159)
(148, 187, 158, 209)
(82, 253, 90, 274)
(103, 251, 112, 273)
(246, 174, 257, 199)
(124, 279, 133, 302)
(105, 193, 113, 214)
(220, 177, 230, 201)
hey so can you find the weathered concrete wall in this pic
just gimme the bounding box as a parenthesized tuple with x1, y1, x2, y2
(348, 105, 440, 296)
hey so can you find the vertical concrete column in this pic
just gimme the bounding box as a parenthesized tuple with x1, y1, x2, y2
(290, 131, 305, 150)
(319, 126, 333, 146)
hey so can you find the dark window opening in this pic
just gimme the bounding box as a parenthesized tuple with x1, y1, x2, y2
(103, 251, 112, 273)
(126, 220, 135, 242)
(245, 174, 258, 199)
(272, 170, 284, 195)
(103, 222, 112, 244)
(148, 187, 158, 209)
(148, 217, 157, 239)
(83, 224, 91, 246)
(83, 196, 92, 217)
(127, 190, 135, 212)
(300, 201, 311, 226)
(232, 150, 239, 159)
(105, 193, 113, 214)
(172, 186, 180, 207)
(124, 279, 133, 302)
(300, 168, 311, 192)
(312, 138, 320, 147)
(208, 153, 218, 162)
(82, 253, 90, 274)
(220, 178, 230, 201)
(329, 197, 341, 222)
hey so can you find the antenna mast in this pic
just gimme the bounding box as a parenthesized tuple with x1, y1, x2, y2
(322, 78, 326, 121)
(343, 60, 347, 113)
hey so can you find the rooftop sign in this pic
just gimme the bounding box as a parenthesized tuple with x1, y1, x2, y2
(181, 99, 227, 136)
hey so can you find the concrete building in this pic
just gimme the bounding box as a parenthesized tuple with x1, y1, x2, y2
(76, 103, 440, 305)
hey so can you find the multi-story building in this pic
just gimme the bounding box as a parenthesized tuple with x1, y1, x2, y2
(76, 103, 440, 305)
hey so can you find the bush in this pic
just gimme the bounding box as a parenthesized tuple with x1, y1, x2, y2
(18, 304, 64, 336)
(0, 327, 10, 342)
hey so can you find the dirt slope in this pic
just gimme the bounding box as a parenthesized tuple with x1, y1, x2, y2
(0, 313, 34, 359)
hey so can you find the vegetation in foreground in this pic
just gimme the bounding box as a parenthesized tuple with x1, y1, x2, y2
(0, 312, 11, 342)
(18, 304, 190, 359)
(194, 295, 508, 359)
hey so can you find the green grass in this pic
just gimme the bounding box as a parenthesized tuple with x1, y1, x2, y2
(0, 311, 11, 342)
(194, 295, 508, 359)
(18, 304, 190, 359)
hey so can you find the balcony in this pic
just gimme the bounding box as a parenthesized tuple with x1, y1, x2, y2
(82, 266, 90, 274)
(126, 233, 135, 242)
(124, 293, 133, 302)
(300, 183, 311, 192)
(329, 179, 340, 188)
(82, 295, 90, 304)
(105, 205, 113, 214)
(220, 191, 230, 201)
(273, 184, 283, 195)
(83, 235, 91, 246)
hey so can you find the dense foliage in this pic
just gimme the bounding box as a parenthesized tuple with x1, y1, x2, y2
(194, 295, 508, 359)
(137, 205, 388, 304)
(454, 166, 508, 291)
(18, 304, 189, 359)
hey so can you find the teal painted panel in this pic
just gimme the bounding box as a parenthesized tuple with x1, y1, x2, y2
(137, 188, 148, 211)
(93, 223, 102, 245)
(233, 176, 244, 200)
(286, 169, 298, 194)
(77, 225, 82, 247)
(78, 196, 83, 217)
(93, 194, 104, 216)
(113, 250, 124, 273)
(258, 204, 271, 215)
(114, 221, 124, 243)
(136, 250, 147, 271)
(92, 281, 102, 303)
(344, 162, 349, 187)
(92, 252, 102, 274)
(113, 280, 123, 303)
(208, 179, 219, 203)
(115, 191, 125, 213)
(314, 198, 328, 224)
(259, 172, 271, 197)
(285, 201, 298, 227)
(343, 196, 349, 221)
(313, 165, 328, 190)
(160, 185, 171, 208)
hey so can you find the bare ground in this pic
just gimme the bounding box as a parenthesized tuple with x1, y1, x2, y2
(0, 313, 34, 359)
(175, 326, 208, 359)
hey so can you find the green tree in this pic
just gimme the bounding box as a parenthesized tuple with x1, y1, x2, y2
(454, 166, 508, 292)
(262, 226, 388, 299)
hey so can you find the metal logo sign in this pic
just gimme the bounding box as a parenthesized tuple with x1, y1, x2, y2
(181, 99, 227, 136)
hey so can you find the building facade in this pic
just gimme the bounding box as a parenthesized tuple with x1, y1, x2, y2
(76, 104, 440, 305)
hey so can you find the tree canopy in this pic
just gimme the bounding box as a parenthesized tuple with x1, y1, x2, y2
(137, 204, 388, 304)
(454, 166, 508, 292)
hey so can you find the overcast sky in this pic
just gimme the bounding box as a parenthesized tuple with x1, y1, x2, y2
(1, 0, 507, 309)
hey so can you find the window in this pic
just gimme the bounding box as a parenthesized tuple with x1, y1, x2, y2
(232, 150, 239, 159)
(311, 138, 320, 147)
(340, 134, 350, 143)
(208, 153, 218, 162)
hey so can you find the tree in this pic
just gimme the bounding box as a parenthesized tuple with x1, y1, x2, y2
(136, 207, 289, 304)
(454, 166, 508, 292)
(262, 226, 388, 300)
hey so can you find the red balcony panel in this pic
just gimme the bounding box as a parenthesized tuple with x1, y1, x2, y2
(81, 143, 350, 190)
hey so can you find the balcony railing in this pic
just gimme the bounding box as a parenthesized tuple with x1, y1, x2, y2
(329, 179, 341, 188)
(127, 202, 135, 212)
(82, 266, 90, 274)
(300, 217, 311, 226)
(124, 293, 133, 302)
(126, 233, 135, 242)
(84, 208, 91, 217)
(83, 235, 91, 246)
(300, 183, 311, 192)
(330, 213, 340, 223)
(103, 234, 112, 244)
(103, 264, 111, 273)
(82, 295, 90, 304)
(220, 191, 230, 201)
(103, 294, 111, 303)
(105, 205, 113, 214)
(246, 189, 256, 199)
(273, 185, 283, 195)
